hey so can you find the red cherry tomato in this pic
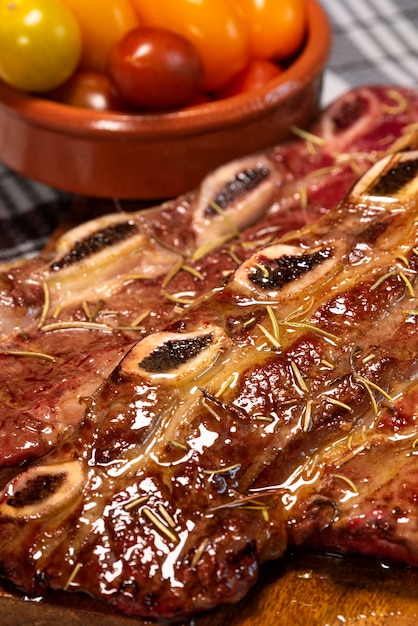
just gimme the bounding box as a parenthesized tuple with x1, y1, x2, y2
(217, 59, 283, 99)
(129, 0, 250, 91)
(108, 27, 204, 110)
(238, 0, 307, 60)
(46, 70, 131, 111)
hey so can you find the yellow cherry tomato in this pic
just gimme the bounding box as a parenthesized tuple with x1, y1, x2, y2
(238, 0, 307, 60)
(129, 0, 250, 91)
(0, 0, 82, 92)
(60, 0, 139, 73)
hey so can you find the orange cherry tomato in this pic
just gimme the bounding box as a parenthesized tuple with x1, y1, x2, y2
(217, 59, 283, 99)
(129, 0, 250, 91)
(238, 0, 307, 60)
(60, 0, 139, 73)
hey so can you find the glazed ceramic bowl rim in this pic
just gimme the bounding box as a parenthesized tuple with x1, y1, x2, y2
(0, 0, 330, 140)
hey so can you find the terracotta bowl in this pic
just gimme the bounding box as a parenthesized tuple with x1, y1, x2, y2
(0, 0, 331, 200)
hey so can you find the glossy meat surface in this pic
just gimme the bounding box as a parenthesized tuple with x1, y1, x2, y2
(0, 146, 418, 618)
(2, 85, 418, 466)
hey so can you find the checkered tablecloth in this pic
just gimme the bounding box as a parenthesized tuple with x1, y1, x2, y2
(1, 0, 418, 263)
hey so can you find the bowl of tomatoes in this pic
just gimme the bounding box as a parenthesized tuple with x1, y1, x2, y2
(0, 0, 331, 199)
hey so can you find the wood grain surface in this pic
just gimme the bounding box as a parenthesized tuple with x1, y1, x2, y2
(1, 551, 418, 626)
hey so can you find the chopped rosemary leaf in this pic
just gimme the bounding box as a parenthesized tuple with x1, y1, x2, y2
(381, 89, 408, 115)
(41, 321, 113, 332)
(257, 323, 281, 350)
(142, 506, 178, 543)
(243, 316, 256, 328)
(291, 361, 309, 393)
(161, 289, 196, 305)
(162, 257, 184, 288)
(355, 374, 394, 403)
(131, 310, 150, 327)
(299, 186, 308, 210)
(193, 232, 236, 261)
(166, 438, 188, 451)
(322, 396, 352, 412)
(209, 200, 240, 238)
(254, 262, 269, 277)
(202, 398, 224, 421)
(396, 254, 410, 267)
(227, 245, 242, 265)
(362, 353, 376, 364)
(399, 270, 415, 297)
(280, 320, 340, 344)
(157, 504, 177, 529)
(290, 125, 326, 146)
(203, 463, 240, 475)
(303, 399, 312, 432)
(82, 300, 92, 321)
(266, 305, 281, 344)
(333, 474, 359, 494)
(191, 538, 209, 569)
(242, 235, 274, 250)
(370, 270, 397, 291)
(64, 562, 82, 590)
(124, 496, 148, 511)
(37, 281, 50, 329)
(182, 264, 204, 280)
(307, 164, 342, 179)
(2, 349, 56, 362)
(321, 359, 335, 369)
(215, 372, 238, 398)
(52, 304, 62, 319)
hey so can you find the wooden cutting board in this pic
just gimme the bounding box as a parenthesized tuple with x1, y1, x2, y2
(1, 550, 418, 625)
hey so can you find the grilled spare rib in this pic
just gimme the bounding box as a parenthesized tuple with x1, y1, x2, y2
(2, 85, 418, 467)
(0, 149, 418, 618)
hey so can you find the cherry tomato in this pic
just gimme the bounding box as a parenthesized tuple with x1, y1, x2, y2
(217, 59, 283, 99)
(238, 0, 307, 60)
(46, 70, 131, 111)
(0, 0, 82, 92)
(129, 0, 250, 91)
(109, 27, 204, 111)
(60, 0, 139, 73)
